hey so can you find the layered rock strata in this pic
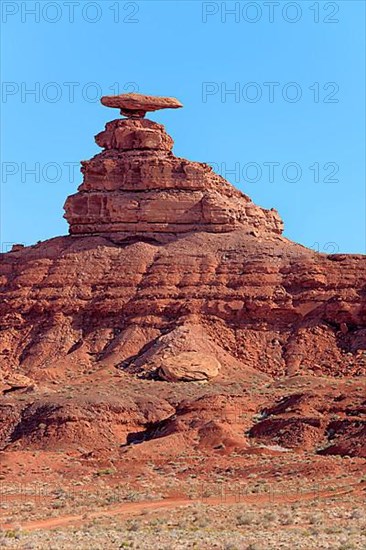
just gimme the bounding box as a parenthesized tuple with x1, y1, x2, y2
(64, 117, 283, 238)
(0, 94, 365, 459)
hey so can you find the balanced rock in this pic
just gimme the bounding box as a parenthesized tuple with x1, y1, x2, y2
(0, 93, 365, 462)
(64, 95, 283, 238)
(0, 94, 365, 387)
(100, 92, 183, 118)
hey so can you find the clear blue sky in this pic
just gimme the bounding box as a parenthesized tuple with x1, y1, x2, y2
(1, 0, 365, 253)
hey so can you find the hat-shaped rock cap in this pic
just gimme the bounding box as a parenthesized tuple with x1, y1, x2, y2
(100, 92, 183, 118)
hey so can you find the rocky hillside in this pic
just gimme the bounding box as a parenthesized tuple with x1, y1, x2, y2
(0, 94, 365, 459)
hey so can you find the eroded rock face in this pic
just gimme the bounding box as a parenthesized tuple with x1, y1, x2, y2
(0, 97, 365, 460)
(248, 388, 366, 457)
(1, 235, 365, 380)
(94, 118, 174, 151)
(64, 117, 284, 237)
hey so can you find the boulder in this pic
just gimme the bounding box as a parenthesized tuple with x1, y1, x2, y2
(158, 351, 220, 382)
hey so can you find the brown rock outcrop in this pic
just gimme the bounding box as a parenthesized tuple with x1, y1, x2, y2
(64, 113, 283, 238)
(0, 94, 365, 461)
(248, 385, 366, 457)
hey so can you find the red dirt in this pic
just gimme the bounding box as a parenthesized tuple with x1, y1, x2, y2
(2, 482, 364, 533)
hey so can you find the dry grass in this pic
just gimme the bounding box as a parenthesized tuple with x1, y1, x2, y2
(0, 491, 365, 549)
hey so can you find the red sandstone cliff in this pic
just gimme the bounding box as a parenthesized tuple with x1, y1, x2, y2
(0, 95, 365, 459)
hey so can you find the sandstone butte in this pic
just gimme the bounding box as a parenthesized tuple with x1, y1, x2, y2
(0, 93, 365, 471)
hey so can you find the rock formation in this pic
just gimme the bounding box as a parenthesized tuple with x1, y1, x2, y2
(64, 98, 283, 238)
(0, 93, 365, 460)
(100, 92, 183, 118)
